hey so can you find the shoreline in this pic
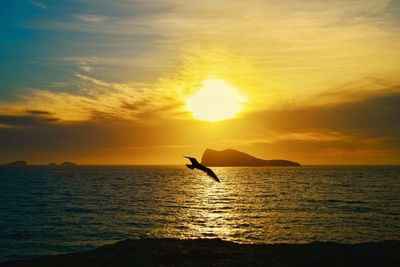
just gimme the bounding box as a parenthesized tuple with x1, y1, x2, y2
(1, 238, 399, 267)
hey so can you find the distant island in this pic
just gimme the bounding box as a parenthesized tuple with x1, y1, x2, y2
(3, 160, 28, 166)
(60, 162, 78, 166)
(2, 161, 78, 166)
(201, 149, 300, 166)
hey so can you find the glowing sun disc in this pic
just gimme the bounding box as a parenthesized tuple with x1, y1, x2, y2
(186, 79, 243, 122)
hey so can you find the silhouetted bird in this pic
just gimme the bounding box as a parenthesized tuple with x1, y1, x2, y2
(185, 156, 220, 182)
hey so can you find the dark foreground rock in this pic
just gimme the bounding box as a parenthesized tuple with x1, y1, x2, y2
(1, 239, 399, 267)
(202, 148, 300, 166)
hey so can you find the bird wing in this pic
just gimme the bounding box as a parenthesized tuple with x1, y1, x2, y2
(184, 156, 199, 165)
(184, 157, 220, 182)
(205, 167, 221, 182)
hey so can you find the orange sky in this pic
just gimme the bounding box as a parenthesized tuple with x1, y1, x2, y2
(1, 0, 399, 165)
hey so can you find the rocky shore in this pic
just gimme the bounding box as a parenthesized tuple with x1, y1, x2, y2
(1, 238, 399, 267)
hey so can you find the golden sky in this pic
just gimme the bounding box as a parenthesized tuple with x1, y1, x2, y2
(0, 0, 399, 164)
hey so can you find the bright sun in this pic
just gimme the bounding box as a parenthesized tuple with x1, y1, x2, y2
(186, 79, 243, 122)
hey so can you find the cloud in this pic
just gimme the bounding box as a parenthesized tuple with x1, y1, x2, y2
(0, 118, 194, 164)
(27, 110, 53, 115)
(62, 56, 99, 74)
(219, 89, 400, 164)
(0, 114, 58, 127)
(222, 132, 352, 146)
(104, 144, 190, 151)
(252, 90, 400, 136)
(77, 58, 96, 73)
(74, 14, 107, 23)
(0, 72, 186, 122)
(29, 1, 47, 9)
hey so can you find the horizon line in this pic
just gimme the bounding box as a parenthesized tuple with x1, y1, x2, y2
(1, 164, 400, 167)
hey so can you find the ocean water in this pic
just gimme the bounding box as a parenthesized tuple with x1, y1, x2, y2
(0, 166, 399, 262)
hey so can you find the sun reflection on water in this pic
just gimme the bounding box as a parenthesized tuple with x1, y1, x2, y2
(172, 168, 257, 242)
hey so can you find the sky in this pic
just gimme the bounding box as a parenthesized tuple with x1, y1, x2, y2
(0, 0, 399, 165)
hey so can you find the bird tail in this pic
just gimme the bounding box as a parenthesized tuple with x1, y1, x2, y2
(186, 164, 195, 169)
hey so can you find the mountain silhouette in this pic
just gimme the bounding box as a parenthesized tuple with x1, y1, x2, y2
(201, 149, 300, 166)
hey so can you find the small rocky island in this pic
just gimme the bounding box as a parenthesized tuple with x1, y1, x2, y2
(2, 161, 78, 166)
(3, 160, 28, 166)
(201, 149, 300, 166)
(60, 162, 78, 166)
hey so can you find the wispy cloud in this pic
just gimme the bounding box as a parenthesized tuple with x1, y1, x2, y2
(0, 114, 58, 127)
(29, 1, 47, 9)
(63, 56, 98, 73)
(228, 131, 351, 144)
(0, 72, 185, 122)
(104, 144, 190, 151)
(74, 14, 107, 23)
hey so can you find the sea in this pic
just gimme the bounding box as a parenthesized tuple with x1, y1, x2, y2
(0, 166, 399, 262)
